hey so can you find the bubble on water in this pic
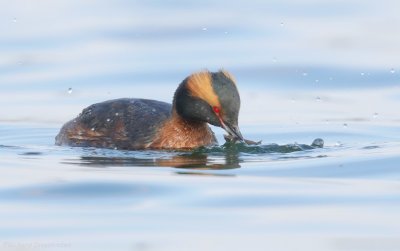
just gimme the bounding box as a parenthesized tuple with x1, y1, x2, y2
(315, 96, 321, 102)
(202, 27, 207, 31)
(302, 72, 308, 77)
(67, 88, 72, 94)
(343, 123, 348, 128)
(390, 68, 395, 74)
(106, 118, 111, 122)
(373, 112, 379, 119)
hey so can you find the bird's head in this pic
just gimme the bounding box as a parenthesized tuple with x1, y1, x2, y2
(173, 70, 244, 142)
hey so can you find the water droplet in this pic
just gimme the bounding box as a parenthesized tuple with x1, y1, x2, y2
(334, 141, 342, 147)
(91, 128, 95, 131)
(114, 147, 118, 150)
(152, 108, 156, 112)
(115, 113, 119, 116)
(360, 72, 365, 76)
(106, 118, 111, 122)
(12, 18, 17, 23)
(315, 96, 321, 102)
(390, 68, 395, 74)
(302, 72, 308, 77)
(67, 88, 72, 94)
(272, 57, 278, 63)
(202, 27, 207, 31)
(343, 123, 348, 128)
(329, 77, 333, 81)
(311, 138, 324, 148)
(224, 31, 229, 34)
(373, 112, 379, 119)
(290, 98, 296, 103)
(280, 22, 284, 27)
(315, 79, 319, 83)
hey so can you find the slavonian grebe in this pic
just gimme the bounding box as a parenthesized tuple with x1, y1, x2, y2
(55, 70, 245, 150)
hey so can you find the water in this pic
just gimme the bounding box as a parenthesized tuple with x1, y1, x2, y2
(1, 0, 400, 250)
(1, 123, 400, 251)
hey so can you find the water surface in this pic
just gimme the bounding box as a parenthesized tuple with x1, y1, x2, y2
(1, 123, 400, 251)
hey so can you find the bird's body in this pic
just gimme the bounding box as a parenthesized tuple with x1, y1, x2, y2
(56, 70, 243, 150)
(55, 98, 216, 149)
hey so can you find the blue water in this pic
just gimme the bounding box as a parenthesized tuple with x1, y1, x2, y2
(1, 123, 400, 251)
(1, 0, 400, 251)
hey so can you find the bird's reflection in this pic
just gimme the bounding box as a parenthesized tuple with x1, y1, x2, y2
(63, 151, 240, 170)
(61, 139, 324, 173)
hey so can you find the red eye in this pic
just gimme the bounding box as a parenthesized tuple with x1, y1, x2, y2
(213, 106, 220, 114)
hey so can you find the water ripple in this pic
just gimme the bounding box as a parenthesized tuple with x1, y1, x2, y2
(0, 181, 174, 202)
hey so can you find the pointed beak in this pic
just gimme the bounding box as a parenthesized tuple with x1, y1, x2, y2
(221, 121, 245, 143)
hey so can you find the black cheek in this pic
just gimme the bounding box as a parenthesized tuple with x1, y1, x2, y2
(208, 113, 222, 127)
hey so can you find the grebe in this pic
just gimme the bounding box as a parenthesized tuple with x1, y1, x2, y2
(55, 70, 245, 150)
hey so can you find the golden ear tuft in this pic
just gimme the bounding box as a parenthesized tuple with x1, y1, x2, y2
(186, 71, 220, 107)
(219, 69, 236, 84)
